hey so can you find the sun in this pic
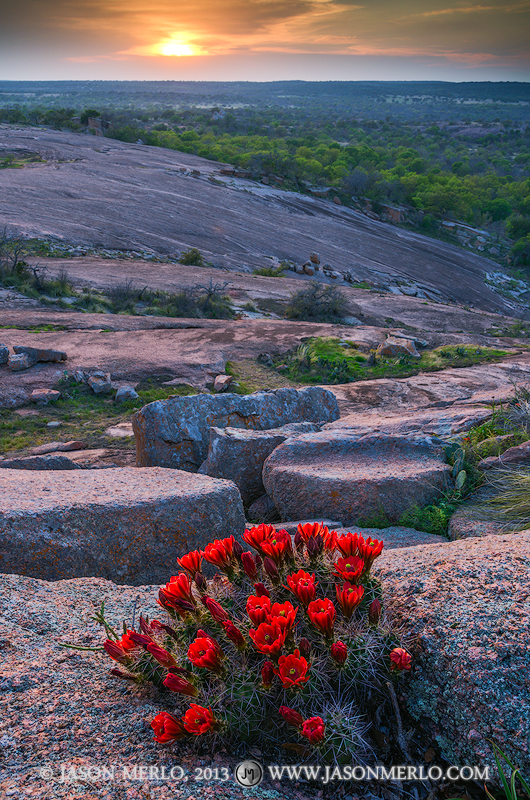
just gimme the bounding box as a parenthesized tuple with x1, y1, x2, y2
(158, 40, 198, 57)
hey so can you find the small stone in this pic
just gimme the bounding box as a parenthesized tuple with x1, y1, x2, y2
(105, 423, 134, 438)
(376, 337, 421, 359)
(8, 353, 36, 372)
(87, 371, 112, 395)
(71, 370, 86, 383)
(213, 374, 233, 393)
(114, 385, 139, 403)
(333, 196, 341, 204)
(0, 344, 8, 365)
(303, 263, 314, 276)
(310, 252, 320, 264)
(30, 389, 61, 405)
(47, 421, 62, 428)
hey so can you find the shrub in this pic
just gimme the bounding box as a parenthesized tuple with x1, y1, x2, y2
(90, 523, 408, 761)
(285, 283, 348, 323)
(105, 279, 144, 312)
(179, 247, 205, 266)
(253, 264, 287, 277)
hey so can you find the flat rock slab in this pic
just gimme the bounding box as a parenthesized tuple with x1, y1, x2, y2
(263, 431, 452, 525)
(13, 345, 67, 362)
(198, 421, 322, 505)
(447, 486, 519, 540)
(0, 455, 81, 470)
(0, 467, 244, 584)
(325, 404, 493, 437)
(0, 574, 285, 800)
(337, 525, 447, 550)
(375, 531, 530, 779)
(133, 387, 339, 471)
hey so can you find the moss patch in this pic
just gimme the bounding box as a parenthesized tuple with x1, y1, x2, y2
(0, 378, 197, 456)
(271, 337, 511, 385)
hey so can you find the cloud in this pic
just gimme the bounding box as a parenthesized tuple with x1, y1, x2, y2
(0, 0, 529, 73)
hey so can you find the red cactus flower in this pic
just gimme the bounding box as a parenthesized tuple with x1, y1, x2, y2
(301, 716, 326, 744)
(246, 594, 271, 626)
(163, 672, 198, 697)
(261, 529, 293, 565)
(147, 643, 178, 668)
(241, 551, 258, 579)
(163, 573, 195, 605)
(276, 649, 310, 688)
(243, 523, 276, 552)
(126, 631, 153, 648)
(182, 704, 218, 735)
(330, 641, 348, 665)
(269, 601, 298, 632)
(357, 536, 384, 569)
(151, 712, 187, 743)
(203, 536, 235, 571)
(177, 549, 203, 576)
(336, 532, 360, 558)
(335, 582, 365, 621)
(253, 582, 270, 598)
(201, 595, 229, 623)
(279, 706, 304, 728)
(249, 621, 286, 656)
(188, 635, 224, 673)
(261, 660, 275, 689)
(285, 569, 317, 606)
(103, 630, 137, 664)
(221, 620, 246, 649)
(158, 589, 194, 616)
(368, 599, 382, 625)
(297, 521, 324, 543)
(322, 527, 338, 551)
(333, 555, 365, 584)
(307, 598, 336, 638)
(390, 647, 412, 672)
(140, 617, 178, 640)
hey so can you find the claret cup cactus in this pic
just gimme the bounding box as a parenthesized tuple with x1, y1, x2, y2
(101, 522, 410, 762)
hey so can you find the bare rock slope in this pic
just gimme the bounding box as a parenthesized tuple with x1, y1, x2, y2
(0, 125, 522, 315)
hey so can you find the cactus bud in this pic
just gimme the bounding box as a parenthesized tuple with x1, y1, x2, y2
(299, 638, 311, 659)
(263, 556, 280, 583)
(369, 599, 382, 626)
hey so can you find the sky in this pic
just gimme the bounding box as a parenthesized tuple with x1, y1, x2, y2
(1, 0, 529, 82)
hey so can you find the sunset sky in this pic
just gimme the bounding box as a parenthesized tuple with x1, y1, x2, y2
(1, 0, 529, 81)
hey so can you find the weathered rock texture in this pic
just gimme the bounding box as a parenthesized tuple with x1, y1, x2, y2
(376, 532, 530, 778)
(0, 344, 8, 365)
(0, 467, 245, 584)
(13, 345, 67, 362)
(133, 387, 339, 471)
(376, 336, 420, 359)
(478, 440, 530, 470)
(325, 404, 493, 437)
(0, 573, 285, 800)
(447, 486, 517, 540)
(263, 431, 451, 524)
(0, 455, 81, 471)
(8, 353, 35, 371)
(198, 421, 322, 504)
